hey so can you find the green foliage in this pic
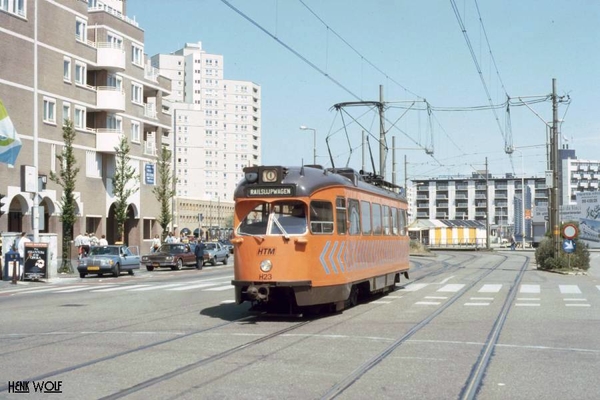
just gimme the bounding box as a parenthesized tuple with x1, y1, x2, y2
(535, 236, 590, 271)
(152, 146, 175, 234)
(49, 120, 79, 273)
(112, 135, 139, 242)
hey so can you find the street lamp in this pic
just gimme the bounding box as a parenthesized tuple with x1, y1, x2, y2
(299, 125, 316, 165)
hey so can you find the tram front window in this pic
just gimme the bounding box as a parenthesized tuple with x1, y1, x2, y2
(237, 201, 307, 236)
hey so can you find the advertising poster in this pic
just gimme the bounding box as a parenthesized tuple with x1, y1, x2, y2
(23, 242, 48, 280)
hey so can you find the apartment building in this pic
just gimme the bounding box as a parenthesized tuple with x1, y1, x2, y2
(0, 0, 171, 251)
(411, 172, 548, 239)
(151, 42, 261, 238)
(560, 150, 600, 205)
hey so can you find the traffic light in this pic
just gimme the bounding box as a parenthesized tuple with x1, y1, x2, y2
(0, 193, 5, 217)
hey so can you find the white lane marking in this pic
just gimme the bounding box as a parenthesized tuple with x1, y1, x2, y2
(371, 301, 392, 304)
(182, 276, 234, 284)
(479, 284, 502, 293)
(167, 282, 222, 291)
(563, 298, 587, 302)
(204, 285, 234, 291)
(2, 285, 58, 294)
(15, 286, 87, 294)
(559, 285, 581, 294)
(129, 283, 186, 291)
(91, 285, 151, 292)
(55, 285, 116, 293)
(437, 284, 465, 292)
(565, 304, 591, 307)
(424, 296, 447, 300)
(402, 283, 429, 292)
(470, 297, 494, 301)
(385, 296, 402, 299)
(517, 297, 540, 301)
(438, 276, 455, 284)
(464, 302, 490, 306)
(415, 301, 440, 305)
(520, 284, 540, 293)
(220, 300, 236, 304)
(515, 303, 540, 307)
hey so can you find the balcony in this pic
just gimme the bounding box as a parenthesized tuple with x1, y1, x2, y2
(96, 43, 126, 71)
(417, 212, 429, 218)
(144, 141, 157, 156)
(97, 87, 125, 112)
(144, 103, 157, 119)
(96, 129, 123, 153)
(144, 65, 160, 83)
(456, 203, 468, 208)
(436, 212, 447, 219)
(88, 0, 139, 28)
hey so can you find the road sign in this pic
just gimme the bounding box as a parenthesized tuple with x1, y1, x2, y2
(562, 239, 576, 253)
(562, 223, 578, 239)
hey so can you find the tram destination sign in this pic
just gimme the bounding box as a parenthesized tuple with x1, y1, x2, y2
(246, 185, 296, 197)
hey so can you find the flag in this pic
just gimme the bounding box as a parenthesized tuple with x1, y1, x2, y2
(0, 98, 22, 165)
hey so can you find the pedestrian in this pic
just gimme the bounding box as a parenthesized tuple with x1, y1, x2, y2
(81, 233, 91, 258)
(194, 238, 206, 270)
(17, 232, 31, 274)
(151, 234, 161, 252)
(99, 235, 108, 246)
(165, 232, 176, 243)
(74, 232, 84, 259)
(89, 233, 99, 246)
(510, 234, 516, 251)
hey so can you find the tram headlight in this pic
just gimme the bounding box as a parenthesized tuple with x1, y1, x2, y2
(260, 260, 272, 272)
(245, 171, 258, 183)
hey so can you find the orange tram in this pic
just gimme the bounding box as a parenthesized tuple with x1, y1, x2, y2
(231, 165, 410, 314)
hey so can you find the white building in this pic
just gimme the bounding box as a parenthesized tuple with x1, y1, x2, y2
(151, 42, 261, 236)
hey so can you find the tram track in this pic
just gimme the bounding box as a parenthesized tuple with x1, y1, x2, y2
(320, 253, 527, 399)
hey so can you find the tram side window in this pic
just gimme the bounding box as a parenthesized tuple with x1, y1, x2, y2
(391, 207, 399, 235)
(399, 208, 407, 236)
(383, 205, 390, 235)
(348, 199, 361, 235)
(361, 201, 372, 235)
(336, 197, 347, 235)
(310, 201, 334, 234)
(372, 203, 382, 235)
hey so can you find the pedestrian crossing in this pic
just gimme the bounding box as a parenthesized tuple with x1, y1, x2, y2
(394, 282, 600, 308)
(1, 276, 235, 296)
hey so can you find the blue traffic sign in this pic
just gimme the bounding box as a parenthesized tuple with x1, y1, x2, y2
(562, 239, 576, 253)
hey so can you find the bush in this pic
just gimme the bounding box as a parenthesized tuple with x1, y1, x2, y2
(535, 237, 590, 271)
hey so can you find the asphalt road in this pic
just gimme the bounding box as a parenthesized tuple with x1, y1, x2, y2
(1, 251, 599, 399)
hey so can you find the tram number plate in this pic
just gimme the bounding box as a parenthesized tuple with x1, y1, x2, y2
(258, 273, 272, 280)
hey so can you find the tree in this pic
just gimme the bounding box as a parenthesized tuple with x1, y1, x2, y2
(112, 135, 138, 243)
(152, 146, 175, 236)
(49, 120, 79, 273)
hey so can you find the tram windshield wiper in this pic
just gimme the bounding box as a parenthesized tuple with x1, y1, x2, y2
(271, 215, 290, 239)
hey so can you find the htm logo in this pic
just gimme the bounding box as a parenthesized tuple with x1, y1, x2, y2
(8, 380, 63, 394)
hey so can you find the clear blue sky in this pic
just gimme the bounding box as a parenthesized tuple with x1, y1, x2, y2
(127, 0, 600, 182)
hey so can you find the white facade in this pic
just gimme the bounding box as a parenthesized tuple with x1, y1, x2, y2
(562, 158, 600, 205)
(151, 42, 261, 204)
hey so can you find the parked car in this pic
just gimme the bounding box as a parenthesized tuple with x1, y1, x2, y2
(203, 242, 229, 266)
(78, 245, 140, 278)
(141, 243, 198, 271)
(219, 239, 234, 254)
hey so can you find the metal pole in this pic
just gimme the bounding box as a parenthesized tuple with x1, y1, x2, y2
(171, 108, 177, 234)
(552, 78, 560, 258)
(33, 0, 39, 242)
(391, 136, 396, 186)
(404, 154, 408, 192)
(521, 152, 525, 249)
(486, 157, 490, 250)
(312, 129, 316, 165)
(379, 85, 386, 178)
(361, 130, 365, 172)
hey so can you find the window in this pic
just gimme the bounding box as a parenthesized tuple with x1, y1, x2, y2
(399, 208, 407, 236)
(348, 199, 361, 235)
(86, 150, 102, 178)
(309, 201, 334, 234)
(132, 44, 143, 66)
(372, 203, 382, 235)
(391, 208, 399, 235)
(43, 98, 56, 124)
(75, 18, 87, 43)
(131, 120, 140, 143)
(107, 32, 123, 49)
(63, 57, 71, 82)
(131, 83, 143, 104)
(106, 114, 122, 132)
(361, 201, 372, 235)
(62, 102, 70, 126)
(74, 106, 86, 130)
(336, 197, 347, 235)
(75, 62, 86, 85)
(382, 205, 390, 235)
(0, 0, 26, 17)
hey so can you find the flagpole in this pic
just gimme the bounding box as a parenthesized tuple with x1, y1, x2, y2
(33, 0, 39, 242)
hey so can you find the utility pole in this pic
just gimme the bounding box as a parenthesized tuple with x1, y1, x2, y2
(404, 154, 408, 192)
(379, 85, 386, 178)
(392, 136, 396, 186)
(551, 78, 560, 258)
(485, 157, 490, 250)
